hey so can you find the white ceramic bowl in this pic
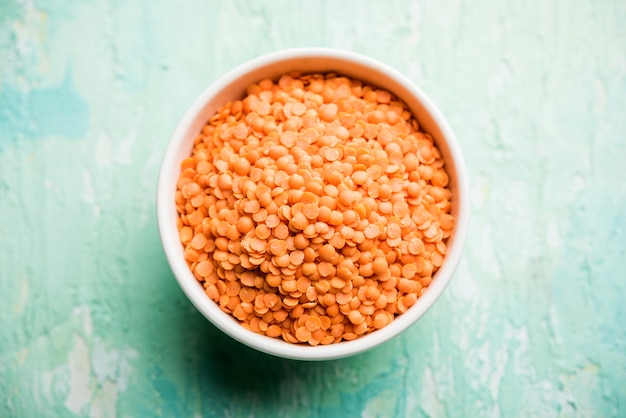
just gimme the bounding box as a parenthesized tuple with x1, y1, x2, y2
(157, 48, 469, 361)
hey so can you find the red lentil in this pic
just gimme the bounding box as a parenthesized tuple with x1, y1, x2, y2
(176, 72, 454, 345)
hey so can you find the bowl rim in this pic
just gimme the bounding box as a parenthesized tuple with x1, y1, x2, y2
(157, 47, 470, 361)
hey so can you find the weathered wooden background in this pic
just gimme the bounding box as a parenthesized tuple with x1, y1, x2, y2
(1, 0, 625, 417)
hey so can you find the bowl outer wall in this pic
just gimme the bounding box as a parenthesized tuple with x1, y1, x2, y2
(157, 48, 470, 360)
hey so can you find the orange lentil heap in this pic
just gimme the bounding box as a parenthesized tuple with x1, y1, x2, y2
(176, 72, 455, 345)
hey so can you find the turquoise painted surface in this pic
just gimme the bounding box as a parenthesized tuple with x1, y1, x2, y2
(1, 0, 625, 417)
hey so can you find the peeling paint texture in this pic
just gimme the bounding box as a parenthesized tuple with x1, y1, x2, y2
(1, 1, 625, 417)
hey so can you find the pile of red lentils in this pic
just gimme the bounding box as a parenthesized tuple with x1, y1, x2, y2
(176, 72, 454, 345)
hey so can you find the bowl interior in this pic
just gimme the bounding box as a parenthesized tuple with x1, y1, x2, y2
(157, 49, 469, 360)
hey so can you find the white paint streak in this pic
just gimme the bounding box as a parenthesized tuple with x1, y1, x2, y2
(418, 367, 446, 417)
(489, 348, 508, 401)
(471, 174, 491, 209)
(361, 389, 398, 418)
(546, 219, 562, 251)
(504, 323, 531, 377)
(13, 278, 29, 315)
(82, 171, 101, 218)
(74, 305, 93, 338)
(464, 339, 508, 416)
(571, 173, 586, 194)
(64, 336, 94, 414)
(489, 60, 514, 99)
(92, 343, 138, 392)
(449, 258, 489, 352)
(64, 307, 139, 417)
(450, 257, 478, 303)
(114, 130, 136, 165)
(89, 380, 119, 418)
(10, 0, 46, 89)
(17, 306, 140, 417)
(34, 368, 55, 410)
(16, 347, 28, 366)
(95, 133, 113, 167)
(548, 306, 563, 348)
